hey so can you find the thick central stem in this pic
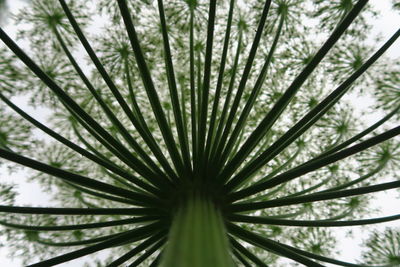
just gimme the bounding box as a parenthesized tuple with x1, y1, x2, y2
(160, 194, 233, 267)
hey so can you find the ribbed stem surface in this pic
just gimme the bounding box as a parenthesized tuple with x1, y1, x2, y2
(161, 194, 233, 267)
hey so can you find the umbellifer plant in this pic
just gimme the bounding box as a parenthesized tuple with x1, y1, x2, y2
(0, 0, 399, 266)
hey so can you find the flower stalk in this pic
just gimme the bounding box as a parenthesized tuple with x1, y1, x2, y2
(161, 193, 233, 267)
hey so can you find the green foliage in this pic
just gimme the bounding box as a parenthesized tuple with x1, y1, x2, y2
(361, 228, 400, 265)
(0, 0, 399, 266)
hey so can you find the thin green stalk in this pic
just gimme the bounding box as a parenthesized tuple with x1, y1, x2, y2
(64, 181, 142, 206)
(246, 131, 274, 164)
(69, 117, 131, 167)
(189, 7, 197, 174)
(228, 125, 400, 201)
(218, 14, 285, 170)
(109, 231, 166, 266)
(70, 120, 118, 163)
(324, 208, 355, 221)
(232, 248, 252, 267)
(253, 146, 303, 186)
(219, 0, 369, 186)
(209, 29, 243, 165)
(228, 128, 244, 162)
(123, 58, 180, 184)
(0, 92, 160, 196)
(179, 78, 189, 150)
(261, 207, 309, 219)
(321, 162, 386, 192)
(0, 216, 159, 231)
(27, 221, 164, 267)
(53, 27, 170, 182)
(204, 0, 235, 166)
(315, 103, 400, 159)
(36, 231, 126, 247)
(65, 103, 174, 192)
(157, 0, 192, 175)
(229, 180, 400, 212)
(116, 0, 185, 176)
(228, 222, 323, 266)
(195, 44, 203, 175)
(57, 1, 174, 183)
(275, 240, 384, 267)
(103, 169, 148, 194)
(126, 61, 141, 119)
(0, 27, 172, 191)
(130, 244, 165, 267)
(284, 176, 331, 198)
(229, 213, 400, 227)
(0, 205, 162, 215)
(223, 27, 400, 190)
(245, 183, 287, 202)
(0, 148, 161, 206)
(230, 237, 268, 267)
(197, 0, 217, 172)
(211, 0, 272, 168)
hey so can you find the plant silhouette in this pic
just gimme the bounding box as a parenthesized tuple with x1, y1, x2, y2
(0, 0, 399, 266)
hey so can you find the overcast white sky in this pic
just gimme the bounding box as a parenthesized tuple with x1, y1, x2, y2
(0, 0, 399, 266)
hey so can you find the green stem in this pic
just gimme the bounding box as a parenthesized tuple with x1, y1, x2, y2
(189, 8, 197, 174)
(230, 237, 267, 267)
(228, 125, 400, 201)
(0, 216, 159, 231)
(204, 0, 235, 165)
(229, 180, 400, 212)
(228, 213, 400, 227)
(211, 0, 272, 169)
(28, 221, 164, 266)
(218, 14, 285, 171)
(128, 238, 166, 267)
(161, 195, 233, 267)
(116, 0, 185, 176)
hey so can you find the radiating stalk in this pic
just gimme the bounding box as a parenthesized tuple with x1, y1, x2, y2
(0, 148, 161, 206)
(222, 26, 400, 190)
(116, 0, 185, 176)
(0, 205, 161, 215)
(123, 58, 180, 184)
(321, 162, 386, 192)
(198, 0, 217, 166)
(57, 1, 175, 181)
(208, 29, 243, 169)
(218, 14, 285, 170)
(0, 92, 160, 196)
(161, 195, 233, 267)
(28, 222, 164, 266)
(157, 0, 192, 175)
(0, 216, 159, 231)
(0, 27, 170, 190)
(228, 125, 400, 201)
(210, 0, 272, 169)
(127, 238, 166, 267)
(230, 237, 268, 267)
(228, 222, 323, 266)
(229, 213, 400, 227)
(109, 231, 166, 266)
(189, 7, 197, 174)
(315, 103, 400, 159)
(204, 0, 236, 166)
(229, 180, 400, 212)
(219, 0, 370, 186)
(53, 27, 168, 180)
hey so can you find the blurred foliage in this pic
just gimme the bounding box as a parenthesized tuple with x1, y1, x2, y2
(0, 0, 399, 266)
